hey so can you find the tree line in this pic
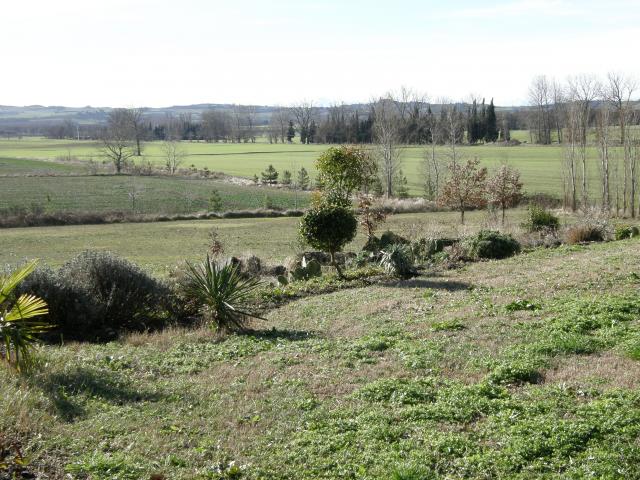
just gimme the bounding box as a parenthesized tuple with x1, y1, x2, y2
(527, 72, 640, 216)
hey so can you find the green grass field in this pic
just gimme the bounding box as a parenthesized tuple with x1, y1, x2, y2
(0, 135, 621, 198)
(3, 231, 640, 478)
(0, 208, 566, 276)
(0, 176, 309, 215)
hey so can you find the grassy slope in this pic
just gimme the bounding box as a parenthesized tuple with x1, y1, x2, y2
(0, 136, 620, 197)
(0, 176, 309, 215)
(0, 210, 535, 275)
(2, 237, 640, 479)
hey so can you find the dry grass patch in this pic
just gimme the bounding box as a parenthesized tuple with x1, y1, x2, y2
(543, 351, 640, 389)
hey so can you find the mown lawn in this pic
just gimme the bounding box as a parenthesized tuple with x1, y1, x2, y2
(2, 236, 640, 478)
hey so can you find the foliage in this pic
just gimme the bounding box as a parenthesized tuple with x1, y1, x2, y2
(463, 230, 521, 259)
(260, 164, 279, 185)
(438, 158, 487, 223)
(289, 257, 322, 282)
(208, 189, 223, 212)
(411, 237, 456, 262)
(299, 204, 357, 270)
(281, 170, 292, 185)
(296, 167, 310, 190)
(380, 244, 415, 279)
(504, 299, 540, 312)
(14, 252, 173, 341)
(614, 224, 640, 240)
(0, 261, 49, 369)
(521, 205, 559, 232)
(315, 146, 376, 206)
(181, 256, 263, 332)
(61, 251, 172, 335)
(486, 165, 523, 223)
(379, 230, 410, 249)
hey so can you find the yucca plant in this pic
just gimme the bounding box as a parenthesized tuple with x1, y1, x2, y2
(0, 260, 50, 370)
(380, 243, 415, 279)
(182, 256, 263, 332)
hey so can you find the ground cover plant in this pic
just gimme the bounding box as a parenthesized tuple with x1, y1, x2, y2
(2, 229, 640, 478)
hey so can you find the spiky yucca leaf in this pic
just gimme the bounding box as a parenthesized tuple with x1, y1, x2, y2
(0, 260, 51, 370)
(182, 256, 264, 332)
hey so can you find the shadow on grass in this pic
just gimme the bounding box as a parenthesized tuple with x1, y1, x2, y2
(383, 277, 472, 291)
(243, 327, 317, 342)
(31, 366, 161, 421)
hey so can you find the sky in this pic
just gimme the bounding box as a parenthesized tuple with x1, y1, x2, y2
(2, 0, 639, 108)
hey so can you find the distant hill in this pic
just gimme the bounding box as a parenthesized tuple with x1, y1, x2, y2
(0, 102, 526, 128)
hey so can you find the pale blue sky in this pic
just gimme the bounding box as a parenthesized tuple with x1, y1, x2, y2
(2, 0, 639, 107)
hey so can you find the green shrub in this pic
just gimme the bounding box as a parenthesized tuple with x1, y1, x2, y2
(380, 244, 415, 279)
(522, 205, 559, 232)
(463, 230, 521, 260)
(16, 252, 173, 341)
(60, 251, 172, 337)
(614, 224, 640, 240)
(299, 204, 357, 275)
(412, 237, 456, 261)
(289, 257, 322, 282)
(16, 265, 100, 342)
(379, 230, 410, 249)
(181, 256, 263, 332)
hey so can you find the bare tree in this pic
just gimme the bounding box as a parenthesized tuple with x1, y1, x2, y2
(371, 94, 402, 197)
(422, 102, 443, 199)
(528, 75, 553, 144)
(551, 80, 565, 143)
(441, 101, 465, 164)
(269, 107, 289, 144)
(605, 72, 637, 215)
(568, 74, 599, 209)
(161, 140, 187, 174)
(244, 105, 257, 143)
(631, 138, 639, 218)
(594, 103, 612, 212)
(291, 101, 315, 144)
(563, 98, 580, 211)
(127, 179, 145, 212)
(101, 109, 135, 173)
(127, 108, 146, 156)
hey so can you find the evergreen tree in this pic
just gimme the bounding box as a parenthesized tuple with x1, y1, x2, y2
(308, 120, 317, 143)
(286, 121, 295, 143)
(484, 99, 498, 142)
(296, 167, 310, 190)
(479, 98, 487, 142)
(394, 169, 410, 198)
(261, 164, 279, 184)
(281, 170, 292, 185)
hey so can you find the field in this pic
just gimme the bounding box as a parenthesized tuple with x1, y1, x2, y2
(0, 210, 529, 275)
(0, 176, 309, 215)
(3, 133, 640, 479)
(0, 135, 621, 200)
(3, 227, 640, 478)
